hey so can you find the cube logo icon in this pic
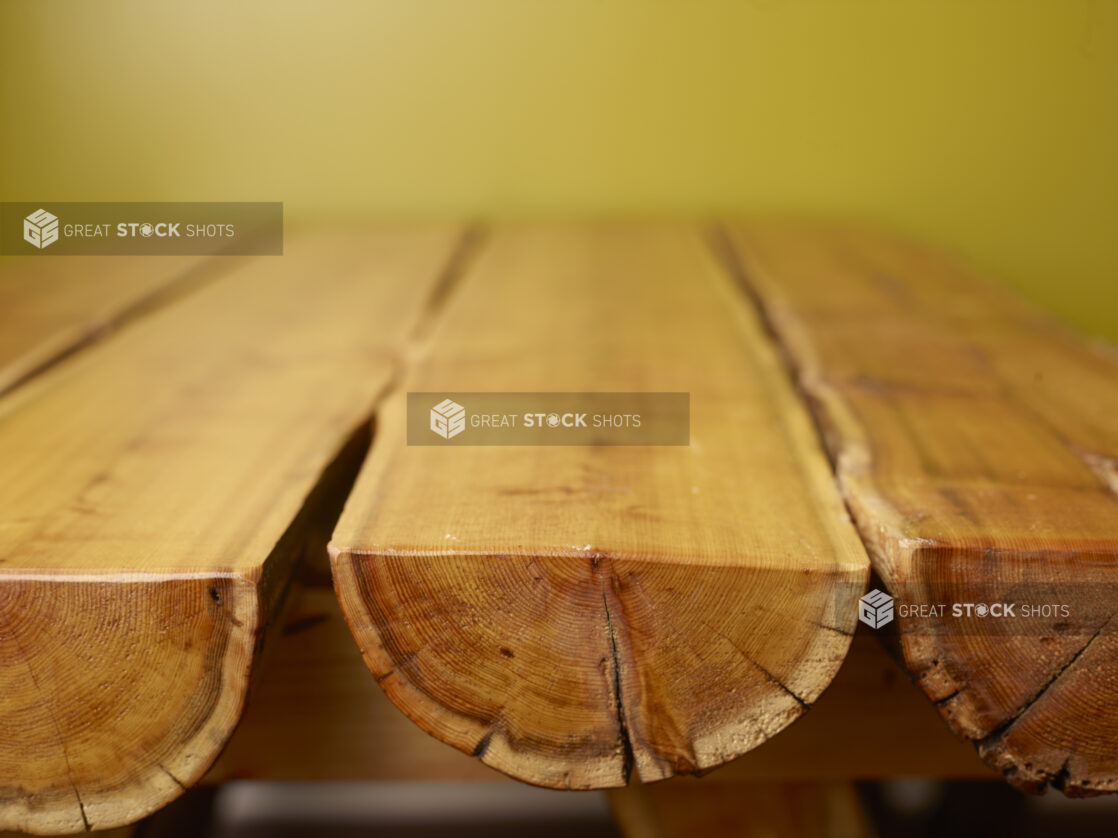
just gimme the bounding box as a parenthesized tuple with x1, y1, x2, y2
(430, 398, 466, 439)
(858, 588, 894, 629)
(24, 209, 60, 249)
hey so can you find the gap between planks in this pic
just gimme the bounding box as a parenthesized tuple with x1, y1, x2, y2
(0, 227, 471, 833)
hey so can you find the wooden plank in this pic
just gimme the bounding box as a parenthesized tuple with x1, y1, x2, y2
(0, 829, 134, 838)
(608, 780, 868, 838)
(207, 587, 500, 783)
(207, 587, 990, 783)
(0, 254, 222, 396)
(330, 225, 870, 789)
(0, 227, 462, 833)
(722, 222, 1118, 795)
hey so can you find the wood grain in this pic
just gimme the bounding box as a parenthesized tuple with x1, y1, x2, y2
(723, 222, 1118, 795)
(0, 254, 222, 397)
(208, 588, 990, 783)
(0, 227, 461, 833)
(330, 225, 870, 789)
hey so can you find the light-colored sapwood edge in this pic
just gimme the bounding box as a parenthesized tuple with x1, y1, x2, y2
(0, 254, 233, 397)
(330, 225, 870, 789)
(721, 221, 1118, 796)
(0, 228, 464, 833)
(608, 780, 869, 838)
(207, 587, 990, 783)
(0, 827, 134, 838)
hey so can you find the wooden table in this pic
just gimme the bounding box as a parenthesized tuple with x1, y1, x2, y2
(0, 224, 1114, 834)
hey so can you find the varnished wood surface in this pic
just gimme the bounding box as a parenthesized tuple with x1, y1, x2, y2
(0, 228, 462, 833)
(0, 254, 221, 397)
(330, 225, 871, 789)
(3, 220, 1109, 836)
(723, 222, 1118, 795)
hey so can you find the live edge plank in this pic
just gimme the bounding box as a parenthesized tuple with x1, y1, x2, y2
(0, 227, 462, 833)
(723, 222, 1118, 795)
(329, 225, 870, 790)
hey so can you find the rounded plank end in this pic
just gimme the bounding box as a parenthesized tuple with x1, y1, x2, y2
(332, 548, 861, 790)
(0, 573, 259, 833)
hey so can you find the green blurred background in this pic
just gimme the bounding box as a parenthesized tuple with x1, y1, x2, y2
(2, 0, 1115, 339)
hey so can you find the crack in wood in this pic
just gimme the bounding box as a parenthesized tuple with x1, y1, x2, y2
(76, 793, 90, 833)
(600, 589, 635, 784)
(977, 618, 1110, 754)
(157, 763, 187, 791)
(471, 730, 494, 759)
